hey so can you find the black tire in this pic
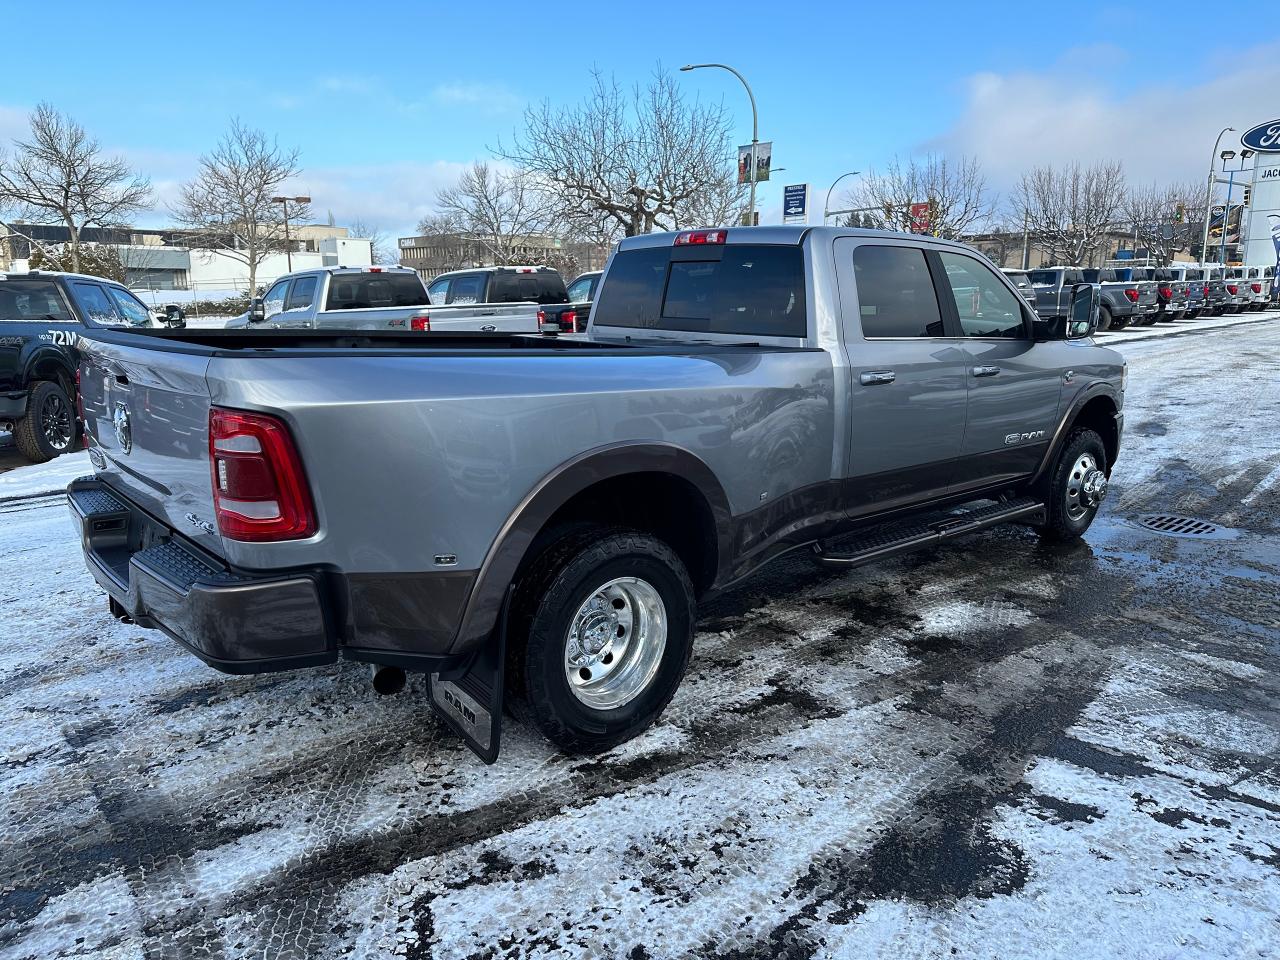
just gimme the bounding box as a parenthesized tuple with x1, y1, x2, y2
(506, 527, 696, 754)
(1035, 428, 1108, 542)
(13, 381, 75, 463)
(1097, 305, 1114, 331)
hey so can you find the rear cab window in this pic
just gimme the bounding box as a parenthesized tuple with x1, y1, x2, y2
(489, 271, 569, 305)
(593, 242, 807, 338)
(325, 272, 427, 310)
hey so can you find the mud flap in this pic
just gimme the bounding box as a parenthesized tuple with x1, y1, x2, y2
(427, 586, 512, 764)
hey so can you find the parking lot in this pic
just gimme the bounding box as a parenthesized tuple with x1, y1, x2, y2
(1, 316, 1279, 959)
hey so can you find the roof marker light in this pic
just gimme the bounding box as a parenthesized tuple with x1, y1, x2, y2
(673, 230, 726, 246)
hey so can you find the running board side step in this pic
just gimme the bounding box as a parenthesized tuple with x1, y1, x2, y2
(812, 497, 1045, 568)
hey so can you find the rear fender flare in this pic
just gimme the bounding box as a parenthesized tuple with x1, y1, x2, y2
(449, 442, 731, 656)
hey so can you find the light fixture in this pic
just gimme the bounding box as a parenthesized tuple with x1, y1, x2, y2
(1220, 150, 1236, 162)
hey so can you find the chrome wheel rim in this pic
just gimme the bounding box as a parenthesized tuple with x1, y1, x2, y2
(1066, 452, 1106, 521)
(41, 393, 73, 451)
(564, 577, 667, 710)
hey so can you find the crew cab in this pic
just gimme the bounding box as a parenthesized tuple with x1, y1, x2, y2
(67, 227, 1123, 762)
(427, 265, 573, 335)
(228, 266, 545, 333)
(1, 270, 162, 461)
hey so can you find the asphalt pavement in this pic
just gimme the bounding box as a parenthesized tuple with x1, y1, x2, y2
(1, 317, 1277, 959)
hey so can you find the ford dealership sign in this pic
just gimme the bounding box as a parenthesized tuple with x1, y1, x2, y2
(1241, 120, 1280, 153)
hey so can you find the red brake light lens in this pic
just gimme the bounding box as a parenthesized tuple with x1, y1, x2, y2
(1158, 286, 1172, 299)
(673, 230, 727, 246)
(561, 310, 577, 330)
(410, 312, 430, 332)
(1203, 285, 1210, 296)
(1227, 284, 1238, 295)
(209, 408, 315, 541)
(1252, 283, 1263, 294)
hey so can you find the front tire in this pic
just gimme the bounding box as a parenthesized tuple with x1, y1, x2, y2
(1035, 428, 1109, 542)
(1097, 305, 1114, 331)
(14, 381, 75, 463)
(507, 528, 696, 754)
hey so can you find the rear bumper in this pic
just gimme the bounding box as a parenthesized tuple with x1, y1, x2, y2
(68, 477, 335, 674)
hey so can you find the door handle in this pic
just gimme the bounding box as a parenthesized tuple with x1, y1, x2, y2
(970, 365, 1001, 378)
(859, 370, 896, 386)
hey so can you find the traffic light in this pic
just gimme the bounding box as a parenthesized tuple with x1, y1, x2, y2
(1174, 202, 1185, 224)
(1242, 187, 1252, 208)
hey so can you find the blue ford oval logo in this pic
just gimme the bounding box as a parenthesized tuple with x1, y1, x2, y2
(112, 403, 132, 454)
(1241, 120, 1280, 153)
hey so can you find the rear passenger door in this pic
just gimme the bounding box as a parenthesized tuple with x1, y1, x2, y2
(937, 251, 1063, 491)
(835, 239, 969, 515)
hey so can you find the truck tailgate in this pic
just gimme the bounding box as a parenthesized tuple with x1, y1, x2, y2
(426, 303, 540, 333)
(78, 336, 223, 554)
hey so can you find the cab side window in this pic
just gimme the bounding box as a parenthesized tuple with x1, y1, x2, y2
(938, 252, 1027, 340)
(447, 274, 485, 304)
(263, 280, 290, 318)
(852, 245, 945, 338)
(286, 276, 317, 310)
(106, 287, 153, 327)
(72, 282, 121, 325)
(427, 278, 449, 302)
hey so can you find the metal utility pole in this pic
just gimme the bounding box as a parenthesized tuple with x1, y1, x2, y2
(1200, 128, 1235, 268)
(681, 63, 759, 226)
(272, 195, 311, 272)
(823, 172, 861, 224)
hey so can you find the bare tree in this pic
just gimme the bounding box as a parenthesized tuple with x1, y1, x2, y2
(1014, 161, 1126, 266)
(677, 169, 748, 229)
(844, 154, 994, 240)
(0, 103, 151, 273)
(435, 162, 559, 264)
(1122, 181, 1205, 264)
(500, 69, 740, 237)
(348, 217, 391, 264)
(411, 211, 474, 273)
(171, 120, 310, 295)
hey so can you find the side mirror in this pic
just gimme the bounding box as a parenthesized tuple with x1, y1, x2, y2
(1066, 282, 1098, 339)
(249, 297, 266, 323)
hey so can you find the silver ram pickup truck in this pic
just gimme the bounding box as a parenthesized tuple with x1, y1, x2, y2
(67, 226, 1124, 762)
(226, 266, 544, 332)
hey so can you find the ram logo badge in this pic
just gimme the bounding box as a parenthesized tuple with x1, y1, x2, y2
(1004, 430, 1046, 445)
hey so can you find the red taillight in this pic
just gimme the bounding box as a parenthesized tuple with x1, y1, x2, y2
(1203, 285, 1210, 297)
(1252, 283, 1263, 294)
(1158, 286, 1172, 299)
(1227, 284, 1238, 295)
(209, 408, 315, 542)
(1124, 288, 1139, 303)
(561, 310, 577, 330)
(368, 267, 382, 273)
(410, 312, 430, 331)
(673, 230, 726, 246)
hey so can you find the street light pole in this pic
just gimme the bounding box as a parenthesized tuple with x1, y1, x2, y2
(681, 63, 758, 226)
(1200, 127, 1235, 269)
(824, 171, 861, 224)
(271, 195, 311, 272)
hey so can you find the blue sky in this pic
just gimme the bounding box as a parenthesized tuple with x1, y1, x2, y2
(2, 0, 1278, 240)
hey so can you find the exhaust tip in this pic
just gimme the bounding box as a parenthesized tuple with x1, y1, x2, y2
(371, 665, 406, 696)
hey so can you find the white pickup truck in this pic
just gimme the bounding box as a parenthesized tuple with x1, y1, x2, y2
(227, 266, 544, 332)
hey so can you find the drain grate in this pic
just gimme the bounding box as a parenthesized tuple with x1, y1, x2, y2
(1137, 514, 1221, 537)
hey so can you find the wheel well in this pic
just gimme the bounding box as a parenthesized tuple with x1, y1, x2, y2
(528, 472, 718, 596)
(1071, 395, 1119, 472)
(29, 358, 74, 396)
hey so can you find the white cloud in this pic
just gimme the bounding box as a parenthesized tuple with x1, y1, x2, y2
(927, 41, 1280, 190)
(430, 82, 522, 115)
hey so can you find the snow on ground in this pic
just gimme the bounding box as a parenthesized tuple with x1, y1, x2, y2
(0, 314, 1277, 959)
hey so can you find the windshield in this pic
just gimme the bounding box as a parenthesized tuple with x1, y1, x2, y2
(0, 280, 75, 323)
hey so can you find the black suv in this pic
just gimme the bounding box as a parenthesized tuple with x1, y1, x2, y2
(1, 271, 159, 461)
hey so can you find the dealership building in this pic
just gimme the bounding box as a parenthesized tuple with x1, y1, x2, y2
(1240, 120, 1280, 273)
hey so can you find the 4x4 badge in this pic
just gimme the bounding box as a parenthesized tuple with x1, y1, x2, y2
(112, 403, 132, 454)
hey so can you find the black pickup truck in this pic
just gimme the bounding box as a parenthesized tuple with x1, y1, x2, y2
(1, 271, 160, 461)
